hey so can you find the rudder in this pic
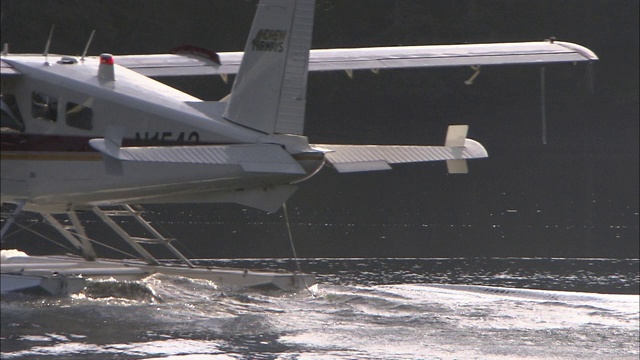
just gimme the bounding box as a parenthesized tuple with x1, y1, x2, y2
(223, 0, 315, 135)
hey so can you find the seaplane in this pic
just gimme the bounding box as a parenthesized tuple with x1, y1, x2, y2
(0, 0, 597, 295)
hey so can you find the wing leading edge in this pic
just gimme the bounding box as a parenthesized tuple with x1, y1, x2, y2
(117, 40, 598, 78)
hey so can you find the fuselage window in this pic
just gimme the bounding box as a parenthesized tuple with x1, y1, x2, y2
(31, 91, 58, 122)
(1, 94, 25, 133)
(65, 102, 93, 130)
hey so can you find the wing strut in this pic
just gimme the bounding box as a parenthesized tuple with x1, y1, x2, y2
(41, 211, 97, 261)
(91, 205, 194, 267)
(0, 200, 25, 239)
(1, 205, 317, 293)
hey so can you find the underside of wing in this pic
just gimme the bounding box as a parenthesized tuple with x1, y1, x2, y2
(117, 40, 597, 77)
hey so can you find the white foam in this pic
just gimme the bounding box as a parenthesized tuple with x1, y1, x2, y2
(378, 283, 640, 329)
(0, 249, 28, 262)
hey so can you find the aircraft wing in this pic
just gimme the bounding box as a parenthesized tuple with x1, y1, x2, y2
(116, 40, 598, 77)
(0, 59, 21, 75)
(314, 125, 488, 174)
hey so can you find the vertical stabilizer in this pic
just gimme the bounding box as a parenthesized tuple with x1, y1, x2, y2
(224, 0, 315, 135)
(445, 125, 470, 174)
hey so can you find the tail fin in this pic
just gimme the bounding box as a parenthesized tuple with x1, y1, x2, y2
(223, 0, 315, 135)
(444, 125, 469, 174)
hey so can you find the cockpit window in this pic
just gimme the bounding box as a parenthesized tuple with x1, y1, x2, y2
(1, 94, 25, 133)
(31, 91, 58, 122)
(65, 102, 93, 130)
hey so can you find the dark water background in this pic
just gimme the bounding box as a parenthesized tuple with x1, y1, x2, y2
(1, 258, 638, 359)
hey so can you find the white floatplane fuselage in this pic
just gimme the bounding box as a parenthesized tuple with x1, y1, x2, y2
(1, 54, 325, 214)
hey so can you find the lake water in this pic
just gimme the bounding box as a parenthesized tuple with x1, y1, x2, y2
(1, 258, 638, 359)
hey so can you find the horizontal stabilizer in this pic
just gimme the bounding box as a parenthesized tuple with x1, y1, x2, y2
(332, 160, 392, 173)
(315, 126, 487, 174)
(117, 40, 598, 77)
(89, 141, 306, 174)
